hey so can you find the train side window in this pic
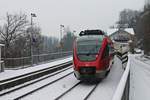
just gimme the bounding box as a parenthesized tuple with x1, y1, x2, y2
(103, 45, 109, 59)
(109, 45, 114, 55)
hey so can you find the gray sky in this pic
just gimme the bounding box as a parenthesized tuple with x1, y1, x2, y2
(0, 0, 145, 38)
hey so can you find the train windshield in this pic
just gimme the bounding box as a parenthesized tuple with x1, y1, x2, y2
(77, 38, 102, 61)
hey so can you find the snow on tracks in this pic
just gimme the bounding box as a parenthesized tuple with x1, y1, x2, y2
(22, 56, 124, 100)
(0, 67, 73, 100)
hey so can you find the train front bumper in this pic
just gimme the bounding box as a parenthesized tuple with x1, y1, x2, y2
(74, 70, 107, 80)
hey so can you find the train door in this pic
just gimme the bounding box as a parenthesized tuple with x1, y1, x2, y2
(102, 44, 110, 70)
(108, 44, 114, 67)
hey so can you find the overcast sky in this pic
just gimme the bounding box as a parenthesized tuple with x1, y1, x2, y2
(0, 0, 145, 38)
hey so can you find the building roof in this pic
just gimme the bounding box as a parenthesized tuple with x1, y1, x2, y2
(0, 44, 4, 46)
(106, 28, 135, 36)
(106, 28, 118, 36)
(124, 28, 135, 35)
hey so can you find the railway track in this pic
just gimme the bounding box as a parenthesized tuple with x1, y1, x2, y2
(55, 81, 100, 100)
(84, 83, 99, 100)
(55, 81, 82, 100)
(13, 72, 74, 100)
(20, 56, 123, 100)
(0, 56, 124, 100)
(0, 67, 74, 100)
(0, 61, 72, 91)
(1, 67, 99, 100)
(0, 66, 72, 97)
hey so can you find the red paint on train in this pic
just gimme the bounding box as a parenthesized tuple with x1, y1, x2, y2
(73, 30, 114, 80)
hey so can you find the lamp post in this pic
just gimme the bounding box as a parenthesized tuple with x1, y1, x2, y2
(73, 30, 76, 36)
(60, 25, 64, 41)
(60, 25, 64, 57)
(73, 30, 76, 40)
(30, 13, 36, 66)
(73, 30, 76, 34)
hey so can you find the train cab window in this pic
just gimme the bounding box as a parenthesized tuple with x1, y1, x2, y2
(76, 36, 103, 61)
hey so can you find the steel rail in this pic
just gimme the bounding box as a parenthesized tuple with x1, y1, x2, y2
(0, 61, 72, 91)
(13, 72, 73, 100)
(54, 81, 82, 100)
(84, 83, 99, 100)
(55, 81, 99, 100)
(0, 66, 72, 96)
(0, 61, 71, 83)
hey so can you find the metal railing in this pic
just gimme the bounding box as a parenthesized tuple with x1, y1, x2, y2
(112, 54, 130, 100)
(3, 51, 72, 69)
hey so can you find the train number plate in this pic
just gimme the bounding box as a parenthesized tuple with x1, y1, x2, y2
(79, 67, 95, 74)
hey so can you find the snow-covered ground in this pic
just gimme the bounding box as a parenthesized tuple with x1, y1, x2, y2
(130, 54, 150, 100)
(0, 56, 72, 81)
(1, 54, 148, 100)
(0, 67, 73, 100)
(21, 56, 124, 100)
(135, 55, 150, 65)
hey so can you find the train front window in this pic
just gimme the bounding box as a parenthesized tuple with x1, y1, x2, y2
(77, 39, 102, 61)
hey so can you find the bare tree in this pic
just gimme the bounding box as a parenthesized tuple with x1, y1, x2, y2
(27, 26, 43, 55)
(135, 3, 150, 55)
(61, 28, 75, 51)
(136, 11, 150, 55)
(0, 12, 29, 57)
(117, 9, 140, 29)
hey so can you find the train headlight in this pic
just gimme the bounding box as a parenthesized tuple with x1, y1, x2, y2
(95, 54, 98, 58)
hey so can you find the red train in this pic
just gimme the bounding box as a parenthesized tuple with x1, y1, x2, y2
(73, 30, 114, 80)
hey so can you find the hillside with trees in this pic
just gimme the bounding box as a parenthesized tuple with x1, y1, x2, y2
(114, 2, 150, 55)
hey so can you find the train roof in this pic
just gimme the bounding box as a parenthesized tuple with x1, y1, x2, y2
(76, 30, 109, 42)
(79, 30, 105, 36)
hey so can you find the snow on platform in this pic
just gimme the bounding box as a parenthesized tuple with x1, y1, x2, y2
(130, 55, 150, 100)
(135, 55, 150, 65)
(0, 56, 72, 81)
